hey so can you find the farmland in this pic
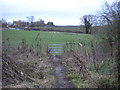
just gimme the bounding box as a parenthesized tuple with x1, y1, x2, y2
(1, 0, 119, 88)
(2, 29, 101, 51)
(2, 29, 118, 88)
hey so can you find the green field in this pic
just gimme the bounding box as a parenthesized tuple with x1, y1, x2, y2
(2, 29, 102, 52)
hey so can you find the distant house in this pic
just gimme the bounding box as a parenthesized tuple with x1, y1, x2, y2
(13, 20, 28, 28)
(13, 20, 21, 27)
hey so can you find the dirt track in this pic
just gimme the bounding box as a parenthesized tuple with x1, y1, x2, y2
(50, 56, 75, 88)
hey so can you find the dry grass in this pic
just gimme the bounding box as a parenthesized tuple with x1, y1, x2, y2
(61, 40, 118, 88)
(2, 38, 56, 88)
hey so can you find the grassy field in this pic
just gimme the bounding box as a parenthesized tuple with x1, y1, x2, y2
(2, 29, 102, 52)
(23, 26, 84, 33)
(2, 29, 118, 88)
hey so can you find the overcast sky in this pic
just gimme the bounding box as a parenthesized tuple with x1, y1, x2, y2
(1, 0, 116, 25)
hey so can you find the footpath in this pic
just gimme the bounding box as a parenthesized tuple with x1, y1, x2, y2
(50, 56, 75, 88)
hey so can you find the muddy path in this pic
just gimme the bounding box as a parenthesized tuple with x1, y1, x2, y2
(50, 55, 75, 88)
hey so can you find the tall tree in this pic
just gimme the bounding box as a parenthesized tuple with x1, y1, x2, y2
(38, 19, 44, 23)
(47, 21, 54, 26)
(1, 18, 7, 27)
(81, 15, 95, 34)
(26, 16, 35, 23)
(99, 1, 120, 64)
(100, 1, 120, 42)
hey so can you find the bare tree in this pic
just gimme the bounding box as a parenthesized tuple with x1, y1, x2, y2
(47, 21, 54, 26)
(81, 15, 96, 34)
(26, 16, 35, 23)
(38, 19, 44, 23)
(99, 0, 120, 63)
(100, 1, 120, 41)
(1, 18, 7, 27)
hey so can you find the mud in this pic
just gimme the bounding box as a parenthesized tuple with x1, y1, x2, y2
(50, 56, 75, 88)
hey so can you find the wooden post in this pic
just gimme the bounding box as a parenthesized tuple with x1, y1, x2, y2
(66, 41, 68, 52)
(46, 44, 49, 55)
(63, 43, 66, 53)
(70, 42, 71, 51)
(73, 40, 75, 50)
(39, 38, 42, 53)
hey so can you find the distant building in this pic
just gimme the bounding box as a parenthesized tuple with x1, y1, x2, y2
(13, 20, 21, 27)
(13, 20, 28, 28)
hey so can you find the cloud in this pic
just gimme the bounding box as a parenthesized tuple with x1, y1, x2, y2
(1, 0, 114, 25)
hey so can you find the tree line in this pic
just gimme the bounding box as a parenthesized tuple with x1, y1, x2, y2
(1, 16, 54, 28)
(1, 0, 119, 39)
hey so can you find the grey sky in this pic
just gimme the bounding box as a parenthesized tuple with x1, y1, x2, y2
(1, 0, 115, 25)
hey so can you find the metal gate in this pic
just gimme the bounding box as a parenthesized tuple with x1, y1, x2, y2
(48, 44, 63, 55)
